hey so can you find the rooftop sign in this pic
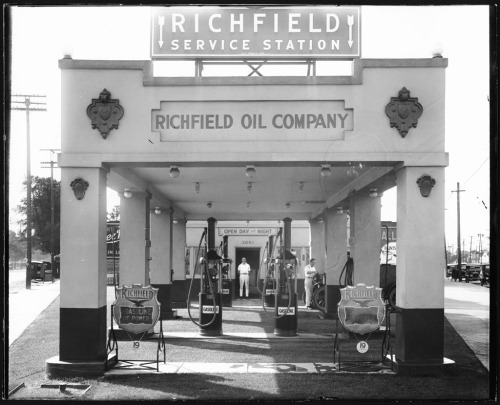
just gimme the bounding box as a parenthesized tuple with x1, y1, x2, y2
(151, 6, 361, 59)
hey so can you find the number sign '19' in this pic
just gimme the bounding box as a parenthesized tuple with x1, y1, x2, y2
(151, 7, 360, 59)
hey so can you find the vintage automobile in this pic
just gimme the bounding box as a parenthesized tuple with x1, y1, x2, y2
(479, 263, 490, 286)
(29, 260, 52, 281)
(464, 263, 481, 283)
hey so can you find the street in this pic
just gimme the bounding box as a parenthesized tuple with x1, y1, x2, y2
(444, 277, 490, 370)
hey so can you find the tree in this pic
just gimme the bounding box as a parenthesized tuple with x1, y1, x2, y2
(9, 230, 26, 261)
(17, 176, 61, 256)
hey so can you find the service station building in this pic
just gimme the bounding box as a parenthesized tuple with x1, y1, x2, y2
(47, 7, 448, 377)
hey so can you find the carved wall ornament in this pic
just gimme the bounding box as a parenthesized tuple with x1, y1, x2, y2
(86, 89, 124, 138)
(70, 177, 89, 200)
(385, 87, 423, 138)
(416, 175, 436, 197)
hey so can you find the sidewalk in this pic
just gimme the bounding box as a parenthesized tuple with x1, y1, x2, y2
(8, 279, 61, 346)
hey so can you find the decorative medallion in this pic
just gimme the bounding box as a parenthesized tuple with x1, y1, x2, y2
(338, 283, 385, 335)
(113, 284, 160, 334)
(385, 87, 423, 138)
(416, 175, 436, 197)
(86, 89, 124, 139)
(70, 177, 89, 200)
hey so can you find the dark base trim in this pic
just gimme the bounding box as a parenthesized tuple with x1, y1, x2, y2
(273, 329, 298, 337)
(46, 353, 118, 378)
(325, 285, 341, 317)
(388, 355, 456, 376)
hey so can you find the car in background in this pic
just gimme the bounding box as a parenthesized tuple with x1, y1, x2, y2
(29, 261, 52, 281)
(464, 263, 481, 283)
(479, 264, 490, 286)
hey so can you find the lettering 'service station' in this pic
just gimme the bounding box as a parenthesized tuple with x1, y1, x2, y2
(47, 7, 449, 377)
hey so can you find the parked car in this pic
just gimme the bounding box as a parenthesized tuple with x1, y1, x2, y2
(29, 261, 52, 280)
(447, 263, 467, 282)
(479, 264, 490, 286)
(464, 264, 481, 283)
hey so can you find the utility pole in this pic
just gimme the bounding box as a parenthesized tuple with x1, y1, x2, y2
(451, 182, 466, 281)
(11, 94, 47, 289)
(478, 233, 484, 265)
(41, 148, 61, 280)
(469, 236, 473, 263)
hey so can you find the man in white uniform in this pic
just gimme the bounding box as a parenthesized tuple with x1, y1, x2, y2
(238, 257, 251, 299)
(304, 258, 317, 309)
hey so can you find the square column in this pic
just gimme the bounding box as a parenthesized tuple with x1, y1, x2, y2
(310, 218, 325, 273)
(349, 192, 381, 286)
(150, 208, 175, 319)
(324, 208, 349, 317)
(120, 192, 151, 286)
(395, 167, 447, 374)
(46, 167, 110, 377)
(170, 219, 187, 304)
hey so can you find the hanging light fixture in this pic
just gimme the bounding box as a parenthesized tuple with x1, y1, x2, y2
(369, 188, 378, 198)
(207, 201, 212, 208)
(336, 207, 344, 214)
(154, 207, 162, 215)
(317, 217, 324, 223)
(173, 217, 179, 224)
(123, 188, 132, 199)
(170, 166, 180, 178)
(320, 164, 331, 177)
(195, 182, 200, 194)
(245, 165, 256, 178)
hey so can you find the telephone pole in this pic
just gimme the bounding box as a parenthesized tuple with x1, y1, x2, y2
(41, 148, 61, 279)
(469, 236, 473, 263)
(451, 182, 466, 281)
(11, 94, 47, 289)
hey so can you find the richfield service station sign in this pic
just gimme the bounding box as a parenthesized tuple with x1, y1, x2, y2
(151, 7, 360, 58)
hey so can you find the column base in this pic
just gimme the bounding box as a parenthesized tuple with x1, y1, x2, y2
(388, 355, 456, 375)
(46, 353, 118, 378)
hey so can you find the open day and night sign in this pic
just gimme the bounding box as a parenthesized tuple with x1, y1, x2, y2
(151, 7, 361, 58)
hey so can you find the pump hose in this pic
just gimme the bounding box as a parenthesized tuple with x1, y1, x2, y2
(338, 257, 354, 287)
(275, 231, 293, 319)
(186, 230, 218, 328)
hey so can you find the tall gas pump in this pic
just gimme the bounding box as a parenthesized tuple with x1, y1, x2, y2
(274, 217, 298, 336)
(221, 235, 233, 307)
(264, 236, 277, 307)
(198, 217, 223, 336)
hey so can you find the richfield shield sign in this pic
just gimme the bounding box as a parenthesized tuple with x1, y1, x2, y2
(338, 284, 385, 335)
(113, 284, 160, 334)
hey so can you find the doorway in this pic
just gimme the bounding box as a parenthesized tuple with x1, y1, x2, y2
(235, 247, 261, 297)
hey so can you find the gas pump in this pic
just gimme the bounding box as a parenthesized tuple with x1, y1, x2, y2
(263, 236, 277, 307)
(274, 217, 298, 337)
(220, 235, 233, 307)
(186, 217, 223, 336)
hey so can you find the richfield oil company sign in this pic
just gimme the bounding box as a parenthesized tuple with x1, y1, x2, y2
(151, 7, 360, 58)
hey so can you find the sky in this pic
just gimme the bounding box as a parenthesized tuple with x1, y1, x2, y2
(7, 5, 491, 255)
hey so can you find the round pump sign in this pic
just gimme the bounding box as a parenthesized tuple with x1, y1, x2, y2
(113, 284, 160, 334)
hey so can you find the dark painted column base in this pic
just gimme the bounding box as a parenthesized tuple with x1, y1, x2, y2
(394, 307, 453, 375)
(324, 285, 341, 319)
(390, 355, 456, 375)
(151, 283, 177, 319)
(46, 353, 118, 378)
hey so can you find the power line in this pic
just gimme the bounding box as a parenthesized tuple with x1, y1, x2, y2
(462, 157, 489, 186)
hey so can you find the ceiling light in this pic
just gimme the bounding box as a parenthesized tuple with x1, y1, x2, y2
(320, 164, 331, 177)
(369, 188, 378, 198)
(299, 182, 304, 193)
(317, 217, 324, 223)
(154, 207, 162, 215)
(245, 165, 256, 178)
(173, 218, 179, 224)
(195, 182, 200, 194)
(170, 166, 180, 178)
(123, 188, 132, 199)
(247, 182, 253, 193)
(336, 207, 344, 214)
(207, 201, 212, 208)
